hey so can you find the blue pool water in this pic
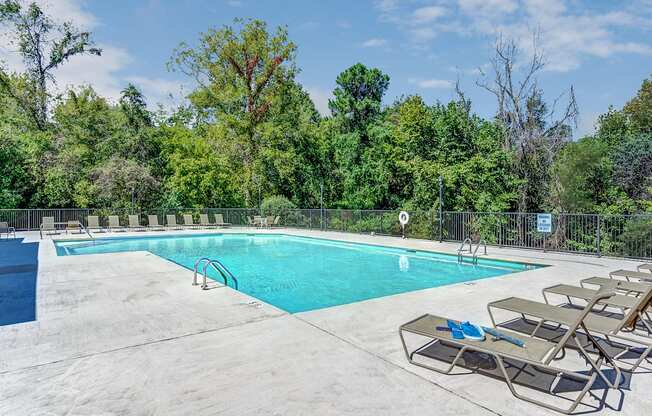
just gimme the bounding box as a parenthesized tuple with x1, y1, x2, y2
(55, 234, 542, 313)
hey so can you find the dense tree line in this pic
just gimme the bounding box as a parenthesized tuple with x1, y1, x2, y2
(0, 3, 650, 215)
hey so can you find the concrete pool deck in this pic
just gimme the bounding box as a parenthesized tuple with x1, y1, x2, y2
(0, 228, 650, 415)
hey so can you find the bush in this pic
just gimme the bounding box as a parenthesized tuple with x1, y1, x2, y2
(260, 195, 298, 225)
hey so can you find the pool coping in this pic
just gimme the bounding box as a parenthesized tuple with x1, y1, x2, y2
(52, 231, 549, 269)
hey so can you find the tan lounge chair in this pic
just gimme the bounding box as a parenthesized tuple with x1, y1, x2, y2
(0, 221, 16, 239)
(128, 215, 145, 231)
(638, 264, 652, 272)
(39, 216, 56, 238)
(166, 214, 182, 230)
(214, 213, 230, 227)
(265, 215, 274, 228)
(199, 213, 217, 228)
(611, 269, 652, 282)
(246, 216, 255, 227)
(488, 283, 652, 372)
(182, 214, 199, 229)
(401, 288, 620, 414)
(108, 215, 123, 232)
(580, 276, 650, 296)
(147, 215, 165, 231)
(66, 220, 81, 234)
(86, 215, 103, 232)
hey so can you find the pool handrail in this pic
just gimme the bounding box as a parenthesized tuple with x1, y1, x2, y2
(193, 257, 239, 290)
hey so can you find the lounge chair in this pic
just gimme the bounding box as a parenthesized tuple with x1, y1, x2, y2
(0, 221, 16, 239)
(182, 214, 199, 229)
(638, 264, 652, 273)
(66, 220, 81, 234)
(611, 269, 652, 282)
(108, 215, 123, 232)
(246, 216, 255, 227)
(166, 214, 182, 230)
(128, 215, 145, 231)
(199, 213, 217, 228)
(147, 215, 165, 231)
(214, 213, 230, 227)
(581, 276, 650, 296)
(487, 283, 652, 372)
(265, 215, 274, 228)
(253, 215, 264, 227)
(400, 288, 620, 414)
(39, 217, 56, 238)
(86, 215, 103, 232)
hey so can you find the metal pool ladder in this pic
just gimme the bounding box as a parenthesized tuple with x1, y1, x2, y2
(457, 237, 487, 264)
(193, 257, 239, 290)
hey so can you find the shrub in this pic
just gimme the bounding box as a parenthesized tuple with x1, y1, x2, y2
(260, 195, 298, 225)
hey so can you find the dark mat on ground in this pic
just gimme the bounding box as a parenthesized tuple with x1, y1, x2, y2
(415, 340, 631, 393)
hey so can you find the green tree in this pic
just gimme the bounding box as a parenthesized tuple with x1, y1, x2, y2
(170, 18, 296, 204)
(0, 0, 101, 129)
(329, 63, 389, 135)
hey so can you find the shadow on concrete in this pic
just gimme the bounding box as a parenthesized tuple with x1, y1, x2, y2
(0, 237, 39, 326)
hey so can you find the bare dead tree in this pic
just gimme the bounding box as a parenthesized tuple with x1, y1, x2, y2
(477, 32, 579, 213)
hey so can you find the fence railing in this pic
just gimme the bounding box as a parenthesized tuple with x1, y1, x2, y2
(1, 208, 650, 260)
(442, 211, 652, 260)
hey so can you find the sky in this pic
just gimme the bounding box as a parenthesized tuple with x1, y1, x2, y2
(1, 0, 651, 137)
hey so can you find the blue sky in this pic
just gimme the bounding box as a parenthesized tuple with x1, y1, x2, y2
(2, 0, 651, 136)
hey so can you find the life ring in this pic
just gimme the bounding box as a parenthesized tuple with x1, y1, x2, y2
(399, 211, 410, 225)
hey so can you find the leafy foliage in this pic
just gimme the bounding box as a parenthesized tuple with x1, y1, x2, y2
(0, 6, 650, 223)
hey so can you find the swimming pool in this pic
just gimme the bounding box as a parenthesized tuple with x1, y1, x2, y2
(55, 234, 542, 313)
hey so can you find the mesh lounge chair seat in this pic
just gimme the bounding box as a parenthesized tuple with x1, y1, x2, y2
(86, 216, 103, 232)
(0, 222, 16, 239)
(581, 276, 650, 295)
(543, 284, 641, 310)
(147, 215, 165, 231)
(401, 288, 620, 414)
(265, 215, 275, 228)
(183, 214, 199, 229)
(39, 217, 56, 238)
(66, 220, 81, 234)
(166, 215, 182, 230)
(214, 213, 230, 227)
(611, 269, 652, 282)
(198, 214, 216, 228)
(488, 285, 652, 372)
(128, 215, 145, 231)
(108, 216, 123, 232)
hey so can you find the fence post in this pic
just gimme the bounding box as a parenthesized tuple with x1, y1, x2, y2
(596, 214, 601, 257)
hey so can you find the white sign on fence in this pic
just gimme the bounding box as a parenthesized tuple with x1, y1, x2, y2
(537, 213, 552, 233)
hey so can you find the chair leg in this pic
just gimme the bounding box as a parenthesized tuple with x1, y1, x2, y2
(494, 355, 599, 415)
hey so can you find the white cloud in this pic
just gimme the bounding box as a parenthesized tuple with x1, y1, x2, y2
(362, 38, 388, 48)
(412, 6, 446, 23)
(0, 0, 185, 111)
(336, 19, 352, 29)
(126, 76, 186, 108)
(53, 44, 131, 101)
(226, 0, 243, 7)
(34, 0, 98, 28)
(408, 78, 453, 89)
(306, 86, 332, 116)
(410, 27, 437, 42)
(374, 0, 652, 72)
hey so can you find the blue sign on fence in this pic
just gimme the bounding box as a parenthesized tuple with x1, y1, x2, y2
(537, 213, 552, 233)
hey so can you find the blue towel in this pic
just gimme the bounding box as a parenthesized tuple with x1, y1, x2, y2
(446, 319, 464, 339)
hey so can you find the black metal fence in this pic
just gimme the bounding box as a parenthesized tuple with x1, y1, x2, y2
(1, 208, 650, 260)
(442, 211, 652, 260)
